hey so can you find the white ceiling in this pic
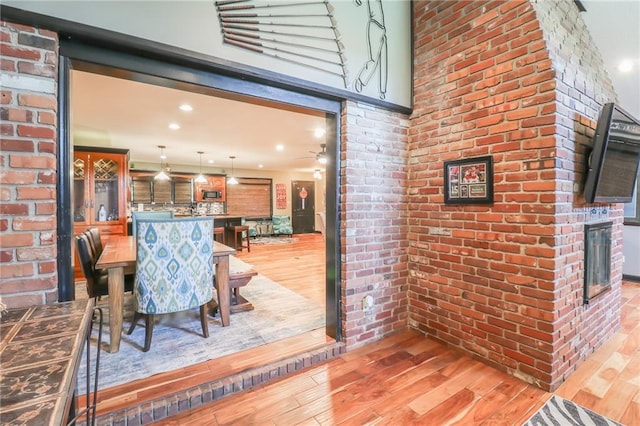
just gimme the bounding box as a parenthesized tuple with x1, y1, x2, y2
(70, 1, 639, 172)
(581, 0, 640, 118)
(71, 70, 329, 174)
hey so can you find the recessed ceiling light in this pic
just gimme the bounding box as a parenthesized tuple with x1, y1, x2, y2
(207, 159, 214, 164)
(179, 104, 193, 112)
(258, 164, 264, 168)
(168, 123, 180, 130)
(314, 128, 325, 138)
(618, 59, 634, 73)
(276, 144, 284, 151)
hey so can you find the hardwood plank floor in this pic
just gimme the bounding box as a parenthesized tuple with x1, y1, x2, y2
(85, 235, 638, 425)
(236, 233, 326, 307)
(155, 281, 640, 426)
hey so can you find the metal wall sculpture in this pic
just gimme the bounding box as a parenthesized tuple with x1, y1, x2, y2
(353, 0, 387, 99)
(215, 0, 349, 88)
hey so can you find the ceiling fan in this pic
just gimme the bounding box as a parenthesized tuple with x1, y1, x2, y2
(311, 144, 327, 164)
(295, 143, 327, 164)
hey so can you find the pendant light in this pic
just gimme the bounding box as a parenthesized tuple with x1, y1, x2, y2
(227, 156, 239, 185)
(195, 151, 207, 183)
(154, 145, 170, 181)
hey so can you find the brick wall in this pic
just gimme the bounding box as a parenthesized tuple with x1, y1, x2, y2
(531, 0, 622, 390)
(409, 0, 621, 391)
(340, 100, 410, 348)
(1, 1, 624, 391)
(0, 21, 59, 307)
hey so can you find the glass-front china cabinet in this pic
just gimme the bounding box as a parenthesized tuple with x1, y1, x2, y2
(73, 147, 129, 278)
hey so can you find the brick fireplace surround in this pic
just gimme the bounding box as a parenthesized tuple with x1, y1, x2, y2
(0, 0, 623, 392)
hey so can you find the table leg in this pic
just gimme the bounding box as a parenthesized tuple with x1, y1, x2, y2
(216, 256, 231, 327)
(107, 266, 124, 353)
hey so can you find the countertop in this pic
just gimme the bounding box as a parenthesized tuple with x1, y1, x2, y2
(0, 299, 95, 425)
(173, 214, 243, 218)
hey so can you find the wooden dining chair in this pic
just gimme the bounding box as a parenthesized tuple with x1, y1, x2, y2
(128, 217, 215, 352)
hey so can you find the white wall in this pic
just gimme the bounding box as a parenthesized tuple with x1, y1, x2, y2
(623, 226, 640, 277)
(5, 0, 412, 108)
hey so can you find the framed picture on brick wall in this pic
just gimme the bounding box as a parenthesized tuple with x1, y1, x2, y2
(444, 156, 494, 204)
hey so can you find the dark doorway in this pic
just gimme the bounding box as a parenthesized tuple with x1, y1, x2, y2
(291, 180, 315, 234)
(58, 42, 341, 340)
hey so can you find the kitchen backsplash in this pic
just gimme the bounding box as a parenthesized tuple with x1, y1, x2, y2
(128, 202, 225, 217)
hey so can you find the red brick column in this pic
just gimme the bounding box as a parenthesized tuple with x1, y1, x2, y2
(409, 0, 621, 391)
(340, 100, 410, 348)
(0, 21, 59, 307)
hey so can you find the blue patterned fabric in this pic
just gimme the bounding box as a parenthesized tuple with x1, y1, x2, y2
(272, 215, 293, 235)
(131, 210, 174, 238)
(134, 217, 214, 315)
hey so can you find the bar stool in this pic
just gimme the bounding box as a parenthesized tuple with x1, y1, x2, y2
(232, 225, 251, 252)
(213, 227, 225, 244)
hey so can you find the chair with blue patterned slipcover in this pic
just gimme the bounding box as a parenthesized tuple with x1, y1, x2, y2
(127, 217, 214, 352)
(131, 210, 174, 238)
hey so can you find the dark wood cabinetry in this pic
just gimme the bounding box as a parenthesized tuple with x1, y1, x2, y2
(130, 172, 195, 205)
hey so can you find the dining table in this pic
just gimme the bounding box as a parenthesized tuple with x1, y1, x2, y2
(95, 235, 237, 353)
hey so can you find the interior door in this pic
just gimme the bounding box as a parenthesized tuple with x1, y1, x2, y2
(291, 180, 315, 234)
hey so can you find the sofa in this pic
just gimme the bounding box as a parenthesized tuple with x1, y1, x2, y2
(272, 215, 293, 237)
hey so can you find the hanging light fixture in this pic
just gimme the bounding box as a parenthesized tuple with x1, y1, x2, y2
(317, 143, 328, 164)
(227, 156, 239, 185)
(313, 169, 322, 179)
(154, 145, 170, 181)
(195, 151, 207, 183)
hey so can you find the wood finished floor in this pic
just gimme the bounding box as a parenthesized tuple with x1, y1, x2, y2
(86, 235, 638, 424)
(155, 281, 640, 426)
(235, 233, 326, 308)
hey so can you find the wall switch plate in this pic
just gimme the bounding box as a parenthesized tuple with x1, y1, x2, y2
(363, 295, 374, 311)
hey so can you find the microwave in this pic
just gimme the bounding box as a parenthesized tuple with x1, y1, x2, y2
(202, 190, 222, 200)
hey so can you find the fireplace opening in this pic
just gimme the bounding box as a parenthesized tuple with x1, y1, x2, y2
(583, 221, 613, 304)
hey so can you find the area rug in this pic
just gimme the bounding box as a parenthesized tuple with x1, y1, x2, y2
(77, 256, 324, 394)
(523, 395, 621, 426)
(251, 236, 298, 245)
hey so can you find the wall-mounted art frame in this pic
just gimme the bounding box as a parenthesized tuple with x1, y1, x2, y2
(444, 156, 494, 204)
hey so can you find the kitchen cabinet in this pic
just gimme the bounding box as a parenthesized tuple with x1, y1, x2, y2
(195, 175, 226, 202)
(130, 172, 194, 205)
(131, 175, 152, 204)
(153, 179, 172, 204)
(73, 147, 129, 277)
(174, 178, 193, 203)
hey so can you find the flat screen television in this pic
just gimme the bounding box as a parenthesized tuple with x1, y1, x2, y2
(584, 102, 640, 203)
